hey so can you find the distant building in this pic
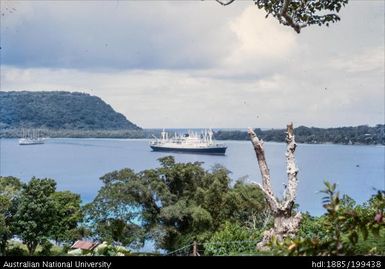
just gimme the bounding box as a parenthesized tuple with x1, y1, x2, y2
(70, 240, 99, 251)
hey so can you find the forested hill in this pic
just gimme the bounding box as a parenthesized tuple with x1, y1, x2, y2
(0, 91, 141, 130)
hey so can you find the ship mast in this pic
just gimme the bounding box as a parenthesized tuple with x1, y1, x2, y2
(208, 129, 213, 144)
(161, 129, 166, 141)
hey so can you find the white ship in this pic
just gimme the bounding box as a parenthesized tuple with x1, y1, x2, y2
(150, 129, 227, 155)
(19, 129, 45, 145)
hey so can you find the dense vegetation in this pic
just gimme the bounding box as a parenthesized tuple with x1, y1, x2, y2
(214, 125, 385, 145)
(0, 91, 140, 130)
(1, 124, 384, 146)
(0, 128, 146, 139)
(272, 183, 385, 256)
(0, 177, 82, 255)
(0, 159, 383, 256)
(84, 156, 267, 252)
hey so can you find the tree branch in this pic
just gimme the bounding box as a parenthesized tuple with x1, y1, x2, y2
(282, 122, 299, 211)
(249, 124, 299, 214)
(248, 128, 281, 213)
(249, 123, 302, 248)
(215, 0, 236, 6)
(255, 183, 281, 213)
(279, 0, 290, 16)
(212, 0, 347, 34)
(277, 0, 303, 33)
(248, 128, 273, 195)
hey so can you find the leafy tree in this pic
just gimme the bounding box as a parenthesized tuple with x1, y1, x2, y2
(13, 178, 57, 255)
(83, 168, 145, 248)
(297, 213, 327, 241)
(204, 222, 261, 256)
(226, 180, 271, 230)
(0, 177, 22, 256)
(12, 178, 83, 255)
(37, 239, 54, 256)
(213, 0, 349, 33)
(271, 182, 385, 255)
(85, 156, 267, 252)
(51, 191, 82, 244)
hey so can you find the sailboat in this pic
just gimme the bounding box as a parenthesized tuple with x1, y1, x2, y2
(19, 129, 45, 145)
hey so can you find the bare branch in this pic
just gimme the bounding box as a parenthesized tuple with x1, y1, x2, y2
(215, 0, 236, 6)
(255, 183, 281, 213)
(247, 128, 274, 196)
(282, 122, 299, 211)
(249, 123, 302, 249)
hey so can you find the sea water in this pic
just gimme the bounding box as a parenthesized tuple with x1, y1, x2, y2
(0, 138, 384, 216)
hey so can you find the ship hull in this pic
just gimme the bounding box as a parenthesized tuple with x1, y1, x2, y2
(19, 141, 44, 145)
(150, 145, 227, 155)
(18, 139, 44, 145)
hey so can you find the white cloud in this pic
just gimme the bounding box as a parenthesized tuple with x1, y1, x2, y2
(2, 64, 383, 129)
(329, 47, 384, 73)
(225, 6, 297, 67)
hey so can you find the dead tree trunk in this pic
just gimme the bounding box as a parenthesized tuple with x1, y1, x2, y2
(248, 123, 301, 250)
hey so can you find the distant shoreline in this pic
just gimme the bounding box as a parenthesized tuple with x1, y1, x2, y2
(1, 124, 384, 145)
(2, 137, 383, 148)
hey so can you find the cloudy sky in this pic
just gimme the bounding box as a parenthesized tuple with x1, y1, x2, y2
(1, 0, 384, 128)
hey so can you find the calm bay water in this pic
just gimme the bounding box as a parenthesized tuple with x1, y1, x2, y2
(0, 138, 384, 216)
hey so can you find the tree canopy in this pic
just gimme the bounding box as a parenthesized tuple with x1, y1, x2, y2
(214, 124, 385, 145)
(84, 156, 267, 251)
(272, 182, 385, 255)
(13, 178, 58, 255)
(51, 191, 82, 244)
(10, 177, 82, 255)
(214, 0, 349, 33)
(0, 177, 22, 256)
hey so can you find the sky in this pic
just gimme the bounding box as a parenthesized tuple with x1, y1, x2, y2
(0, 0, 384, 129)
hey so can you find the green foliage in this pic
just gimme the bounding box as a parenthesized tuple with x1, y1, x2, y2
(0, 128, 146, 139)
(82, 168, 145, 249)
(93, 242, 131, 256)
(297, 213, 328, 240)
(2, 123, 383, 144)
(352, 230, 385, 255)
(6, 243, 28, 256)
(204, 222, 261, 256)
(0, 177, 23, 256)
(0, 91, 140, 131)
(12, 177, 82, 255)
(7, 247, 28, 256)
(51, 191, 83, 243)
(214, 124, 385, 145)
(253, 0, 349, 32)
(85, 157, 267, 252)
(214, 0, 349, 33)
(271, 182, 385, 256)
(13, 178, 57, 255)
(37, 239, 54, 256)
